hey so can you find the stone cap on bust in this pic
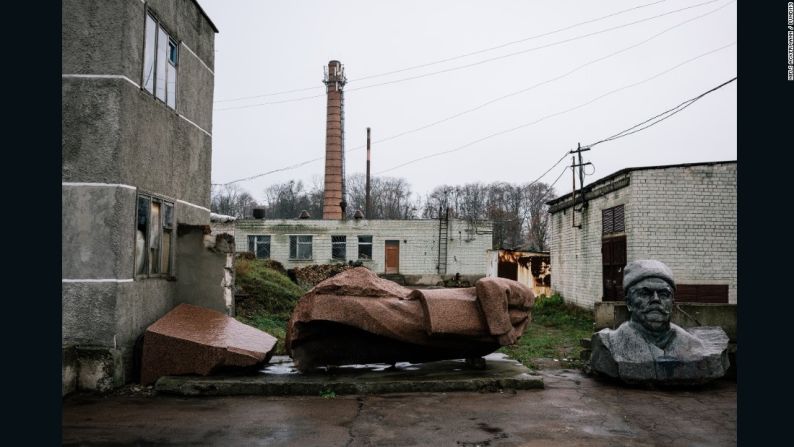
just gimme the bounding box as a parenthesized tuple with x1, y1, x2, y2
(623, 259, 675, 291)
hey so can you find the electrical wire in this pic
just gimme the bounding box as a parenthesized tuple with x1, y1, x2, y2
(348, 0, 672, 83)
(213, 0, 729, 111)
(213, 43, 734, 186)
(345, 0, 726, 94)
(547, 164, 571, 191)
(586, 76, 737, 148)
(376, 41, 735, 175)
(341, 0, 734, 154)
(212, 0, 671, 104)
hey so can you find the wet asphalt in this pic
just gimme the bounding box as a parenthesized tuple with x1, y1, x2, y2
(62, 368, 736, 446)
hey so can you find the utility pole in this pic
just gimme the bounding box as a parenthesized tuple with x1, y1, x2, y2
(365, 127, 371, 219)
(570, 143, 592, 229)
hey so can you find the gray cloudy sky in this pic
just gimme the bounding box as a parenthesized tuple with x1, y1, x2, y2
(199, 0, 737, 203)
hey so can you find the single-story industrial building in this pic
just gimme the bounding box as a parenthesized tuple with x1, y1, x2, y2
(546, 160, 736, 309)
(220, 217, 494, 285)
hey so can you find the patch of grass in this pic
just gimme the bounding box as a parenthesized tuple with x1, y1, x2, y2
(500, 294, 594, 369)
(319, 388, 336, 399)
(234, 259, 307, 354)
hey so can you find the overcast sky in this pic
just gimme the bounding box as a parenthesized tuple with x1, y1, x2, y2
(199, 0, 737, 204)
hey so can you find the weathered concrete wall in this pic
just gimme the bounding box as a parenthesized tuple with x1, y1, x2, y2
(62, 0, 143, 82)
(550, 174, 632, 309)
(593, 302, 737, 342)
(62, 185, 136, 279)
(549, 162, 737, 309)
(62, 0, 216, 391)
(62, 78, 124, 183)
(174, 228, 233, 314)
(233, 219, 493, 278)
(117, 82, 213, 210)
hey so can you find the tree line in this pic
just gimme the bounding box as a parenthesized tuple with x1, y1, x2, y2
(211, 175, 557, 250)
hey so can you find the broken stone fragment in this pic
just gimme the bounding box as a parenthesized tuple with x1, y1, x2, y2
(140, 303, 277, 385)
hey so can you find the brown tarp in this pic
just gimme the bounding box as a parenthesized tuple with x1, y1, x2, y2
(286, 267, 535, 370)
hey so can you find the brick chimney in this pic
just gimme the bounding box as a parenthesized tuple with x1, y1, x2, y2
(322, 60, 347, 220)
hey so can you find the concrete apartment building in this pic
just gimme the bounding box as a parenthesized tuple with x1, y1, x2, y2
(547, 161, 736, 309)
(234, 218, 494, 285)
(62, 0, 220, 393)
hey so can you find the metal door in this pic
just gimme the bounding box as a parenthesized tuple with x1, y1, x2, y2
(602, 235, 627, 301)
(385, 240, 400, 274)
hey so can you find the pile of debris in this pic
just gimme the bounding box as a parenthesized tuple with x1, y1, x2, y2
(291, 263, 355, 289)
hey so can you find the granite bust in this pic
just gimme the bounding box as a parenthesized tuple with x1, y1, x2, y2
(589, 259, 729, 384)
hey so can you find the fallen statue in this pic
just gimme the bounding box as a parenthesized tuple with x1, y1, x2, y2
(589, 259, 730, 385)
(286, 267, 535, 371)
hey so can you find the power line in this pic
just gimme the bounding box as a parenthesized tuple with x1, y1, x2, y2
(345, 0, 726, 94)
(213, 0, 728, 112)
(376, 41, 735, 175)
(547, 164, 571, 191)
(586, 76, 737, 148)
(213, 41, 734, 186)
(341, 0, 733, 154)
(348, 0, 672, 83)
(215, 86, 322, 104)
(215, 92, 325, 111)
(212, 0, 671, 104)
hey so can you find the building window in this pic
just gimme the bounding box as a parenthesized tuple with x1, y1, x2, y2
(142, 12, 178, 109)
(358, 235, 373, 260)
(289, 235, 313, 260)
(247, 235, 271, 259)
(602, 205, 625, 235)
(331, 236, 346, 261)
(136, 194, 174, 277)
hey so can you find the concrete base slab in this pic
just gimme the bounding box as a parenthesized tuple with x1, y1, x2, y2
(155, 353, 543, 396)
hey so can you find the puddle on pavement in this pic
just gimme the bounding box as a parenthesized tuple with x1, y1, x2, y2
(259, 352, 518, 376)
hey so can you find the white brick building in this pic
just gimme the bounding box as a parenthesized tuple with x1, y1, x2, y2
(226, 218, 494, 285)
(547, 161, 736, 309)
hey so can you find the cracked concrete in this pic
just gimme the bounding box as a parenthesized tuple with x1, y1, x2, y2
(63, 369, 735, 446)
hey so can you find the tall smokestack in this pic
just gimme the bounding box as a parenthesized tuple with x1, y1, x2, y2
(365, 127, 371, 219)
(322, 60, 347, 220)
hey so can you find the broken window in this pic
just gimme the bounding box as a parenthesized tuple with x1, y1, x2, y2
(331, 235, 346, 261)
(135, 194, 174, 278)
(247, 235, 271, 259)
(602, 205, 625, 235)
(142, 12, 178, 109)
(358, 235, 373, 260)
(289, 235, 312, 260)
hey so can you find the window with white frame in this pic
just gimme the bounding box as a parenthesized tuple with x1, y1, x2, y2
(142, 12, 178, 109)
(358, 235, 373, 260)
(331, 235, 346, 261)
(289, 235, 313, 260)
(247, 235, 271, 259)
(135, 194, 174, 277)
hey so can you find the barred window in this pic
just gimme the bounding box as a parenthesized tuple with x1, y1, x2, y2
(247, 235, 271, 259)
(289, 235, 313, 260)
(602, 205, 625, 235)
(331, 235, 346, 261)
(358, 235, 373, 260)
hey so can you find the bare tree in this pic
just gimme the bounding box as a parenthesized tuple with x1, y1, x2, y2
(211, 184, 258, 218)
(421, 180, 556, 250)
(261, 180, 323, 219)
(522, 182, 556, 251)
(347, 173, 418, 219)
